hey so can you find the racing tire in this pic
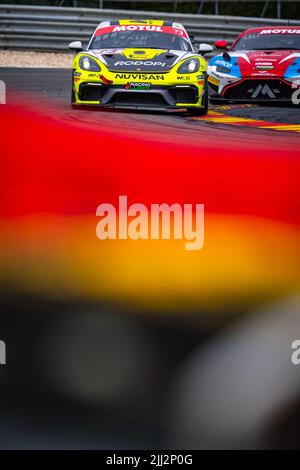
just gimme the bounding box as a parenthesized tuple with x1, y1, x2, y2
(71, 70, 76, 106)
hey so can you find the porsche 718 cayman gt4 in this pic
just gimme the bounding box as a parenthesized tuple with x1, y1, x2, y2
(69, 19, 213, 115)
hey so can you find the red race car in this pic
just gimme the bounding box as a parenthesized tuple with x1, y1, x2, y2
(207, 26, 300, 104)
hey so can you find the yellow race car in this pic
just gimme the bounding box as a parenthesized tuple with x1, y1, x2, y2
(69, 19, 213, 115)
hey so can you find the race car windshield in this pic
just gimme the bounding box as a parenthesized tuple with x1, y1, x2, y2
(232, 32, 300, 51)
(89, 30, 192, 51)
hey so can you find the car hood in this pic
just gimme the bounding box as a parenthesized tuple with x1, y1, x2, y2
(87, 48, 194, 72)
(230, 49, 300, 77)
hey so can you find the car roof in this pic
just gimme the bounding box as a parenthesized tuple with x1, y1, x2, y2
(241, 25, 300, 35)
(96, 19, 187, 32)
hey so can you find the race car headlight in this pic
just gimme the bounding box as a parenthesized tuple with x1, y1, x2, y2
(177, 58, 200, 74)
(79, 56, 101, 72)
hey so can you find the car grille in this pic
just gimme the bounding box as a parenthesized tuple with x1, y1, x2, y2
(169, 86, 198, 104)
(110, 92, 167, 107)
(223, 79, 293, 100)
(78, 84, 199, 107)
(79, 84, 107, 101)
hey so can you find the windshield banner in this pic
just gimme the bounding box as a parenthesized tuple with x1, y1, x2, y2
(95, 25, 188, 40)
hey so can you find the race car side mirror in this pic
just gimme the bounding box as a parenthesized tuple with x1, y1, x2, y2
(222, 52, 232, 62)
(214, 40, 228, 50)
(189, 34, 195, 45)
(198, 43, 214, 55)
(68, 41, 83, 52)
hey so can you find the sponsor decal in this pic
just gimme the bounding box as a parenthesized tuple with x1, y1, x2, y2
(114, 60, 166, 67)
(255, 58, 277, 62)
(115, 73, 164, 80)
(260, 28, 300, 35)
(74, 71, 82, 77)
(208, 75, 220, 87)
(255, 65, 274, 70)
(252, 72, 276, 76)
(119, 20, 163, 25)
(125, 82, 151, 90)
(95, 25, 188, 39)
(214, 59, 232, 68)
(177, 75, 190, 80)
(113, 25, 163, 32)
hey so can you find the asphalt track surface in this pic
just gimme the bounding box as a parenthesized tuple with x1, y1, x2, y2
(1, 67, 300, 150)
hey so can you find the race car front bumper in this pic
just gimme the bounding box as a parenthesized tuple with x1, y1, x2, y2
(73, 83, 204, 111)
(209, 77, 300, 104)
